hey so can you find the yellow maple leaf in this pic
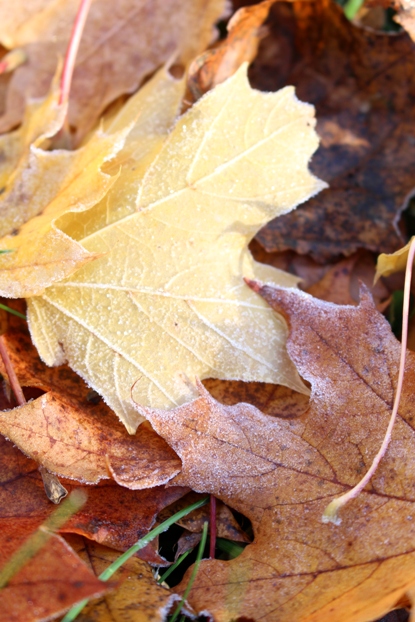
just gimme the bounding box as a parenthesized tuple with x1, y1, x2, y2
(0, 67, 184, 297)
(28, 64, 326, 433)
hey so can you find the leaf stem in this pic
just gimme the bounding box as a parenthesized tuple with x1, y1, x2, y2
(59, 0, 93, 106)
(0, 334, 26, 406)
(61, 496, 209, 622)
(323, 236, 415, 525)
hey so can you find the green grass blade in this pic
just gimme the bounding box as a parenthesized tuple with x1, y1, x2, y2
(169, 521, 208, 622)
(344, 0, 364, 20)
(157, 549, 192, 585)
(0, 489, 87, 588)
(62, 496, 209, 622)
(0, 303, 26, 320)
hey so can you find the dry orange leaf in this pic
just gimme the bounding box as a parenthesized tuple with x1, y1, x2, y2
(0, 327, 181, 488)
(145, 286, 415, 621)
(0, 0, 226, 141)
(188, 0, 275, 99)
(66, 534, 195, 622)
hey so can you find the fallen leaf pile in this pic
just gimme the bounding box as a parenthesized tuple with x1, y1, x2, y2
(1, 0, 415, 621)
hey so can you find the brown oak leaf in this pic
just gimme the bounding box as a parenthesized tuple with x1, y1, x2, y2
(145, 285, 415, 621)
(253, 0, 415, 260)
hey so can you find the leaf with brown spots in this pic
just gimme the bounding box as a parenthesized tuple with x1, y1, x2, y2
(145, 285, 415, 621)
(253, 0, 415, 260)
(0, 327, 181, 489)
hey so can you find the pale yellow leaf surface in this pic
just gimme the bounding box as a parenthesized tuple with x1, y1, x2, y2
(28, 64, 326, 433)
(0, 67, 184, 298)
(375, 236, 413, 281)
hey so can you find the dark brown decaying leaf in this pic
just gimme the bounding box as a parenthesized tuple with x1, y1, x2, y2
(145, 286, 415, 622)
(158, 493, 251, 543)
(0, 0, 226, 141)
(0, 328, 181, 488)
(253, 0, 415, 260)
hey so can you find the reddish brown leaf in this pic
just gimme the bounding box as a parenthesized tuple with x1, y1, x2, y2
(145, 286, 415, 621)
(253, 0, 414, 260)
(306, 252, 390, 308)
(0, 432, 187, 565)
(0, 533, 108, 622)
(0, 436, 108, 621)
(0, 328, 181, 488)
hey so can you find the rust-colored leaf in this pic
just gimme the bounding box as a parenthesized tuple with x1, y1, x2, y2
(145, 286, 415, 621)
(0, 328, 181, 488)
(0, 426, 187, 564)
(306, 252, 390, 309)
(0, 533, 108, 622)
(0, 0, 226, 141)
(188, 0, 274, 98)
(0, 436, 109, 621)
(253, 0, 415, 260)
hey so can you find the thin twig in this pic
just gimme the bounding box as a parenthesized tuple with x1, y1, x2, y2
(323, 237, 415, 524)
